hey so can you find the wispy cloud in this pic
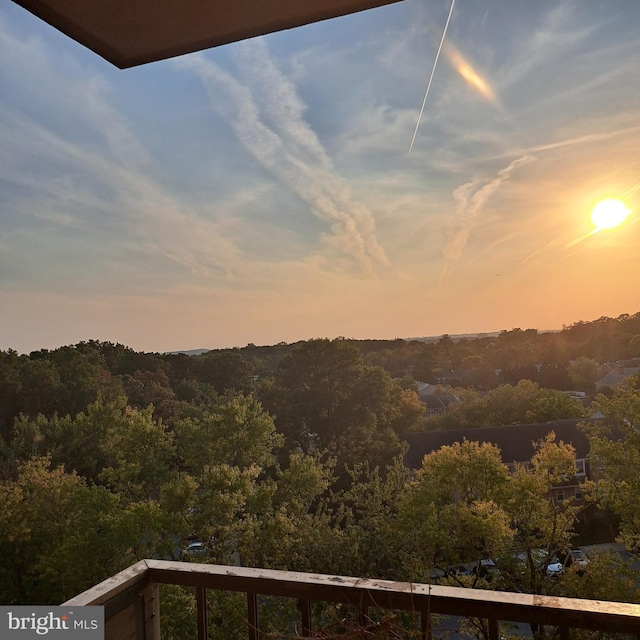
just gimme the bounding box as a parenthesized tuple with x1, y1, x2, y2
(485, 126, 640, 163)
(497, 1, 593, 89)
(443, 155, 537, 260)
(176, 41, 390, 273)
(623, 183, 640, 198)
(0, 99, 238, 287)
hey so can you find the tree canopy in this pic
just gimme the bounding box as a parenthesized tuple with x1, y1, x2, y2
(258, 339, 424, 474)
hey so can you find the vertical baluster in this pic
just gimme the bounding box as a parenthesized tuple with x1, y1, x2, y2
(299, 598, 312, 637)
(359, 602, 368, 628)
(420, 607, 431, 640)
(196, 587, 208, 640)
(247, 591, 259, 640)
(421, 584, 433, 640)
(488, 617, 500, 640)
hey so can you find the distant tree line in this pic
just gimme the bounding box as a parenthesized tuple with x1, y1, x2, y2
(240, 311, 640, 385)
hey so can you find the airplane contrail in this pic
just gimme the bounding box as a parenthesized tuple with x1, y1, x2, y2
(408, 0, 457, 155)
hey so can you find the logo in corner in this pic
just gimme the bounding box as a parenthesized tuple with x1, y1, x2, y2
(2, 606, 103, 638)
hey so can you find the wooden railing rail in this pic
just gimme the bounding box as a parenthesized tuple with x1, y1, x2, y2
(64, 559, 640, 639)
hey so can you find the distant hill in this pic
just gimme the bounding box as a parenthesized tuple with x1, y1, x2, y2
(405, 332, 502, 344)
(168, 334, 506, 353)
(166, 348, 211, 356)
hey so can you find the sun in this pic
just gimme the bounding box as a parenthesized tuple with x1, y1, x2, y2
(590, 198, 631, 231)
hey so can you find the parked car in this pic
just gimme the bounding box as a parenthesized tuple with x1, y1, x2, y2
(562, 548, 589, 573)
(546, 559, 564, 577)
(547, 549, 589, 577)
(182, 540, 208, 557)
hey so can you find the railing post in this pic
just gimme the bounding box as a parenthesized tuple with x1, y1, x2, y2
(247, 591, 259, 640)
(196, 587, 208, 640)
(142, 582, 160, 640)
(299, 598, 312, 637)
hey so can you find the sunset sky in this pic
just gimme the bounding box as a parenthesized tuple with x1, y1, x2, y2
(1, 0, 639, 353)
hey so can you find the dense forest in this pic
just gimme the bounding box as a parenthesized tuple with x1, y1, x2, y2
(1, 312, 640, 638)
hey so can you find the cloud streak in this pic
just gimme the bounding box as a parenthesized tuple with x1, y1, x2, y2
(443, 155, 537, 260)
(176, 41, 389, 273)
(497, 1, 594, 89)
(0, 91, 239, 286)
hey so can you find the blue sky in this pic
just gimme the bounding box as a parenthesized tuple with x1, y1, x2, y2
(1, 0, 639, 352)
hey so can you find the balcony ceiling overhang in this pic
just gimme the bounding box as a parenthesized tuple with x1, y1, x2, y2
(12, 0, 405, 69)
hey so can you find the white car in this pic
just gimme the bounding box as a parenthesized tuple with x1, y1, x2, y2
(546, 560, 564, 577)
(547, 549, 588, 577)
(184, 540, 207, 556)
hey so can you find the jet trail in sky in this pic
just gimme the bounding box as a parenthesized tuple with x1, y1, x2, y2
(408, 0, 456, 155)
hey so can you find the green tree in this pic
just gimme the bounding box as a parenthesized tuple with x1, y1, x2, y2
(427, 380, 584, 430)
(120, 369, 176, 420)
(8, 397, 175, 493)
(0, 351, 62, 440)
(193, 352, 254, 395)
(173, 394, 282, 474)
(238, 453, 345, 574)
(560, 551, 640, 604)
(32, 345, 113, 417)
(1, 398, 130, 482)
(339, 458, 410, 579)
(50, 399, 125, 482)
(629, 334, 640, 358)
(483, 380, 583, 425)
(260, 339, 423, 474)
(395, 441, 513, 583)
(504, 433, 585, 594)
(98, 403, 175, 501)
(567, 357, 600, 391)
(188, 463, 263, 564)
(394, 434, 586, 602)
(583, 377, 640, 551)
(0, 456, 132, 603)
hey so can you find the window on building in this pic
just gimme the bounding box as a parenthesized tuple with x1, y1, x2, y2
(574, 458, 586, 476)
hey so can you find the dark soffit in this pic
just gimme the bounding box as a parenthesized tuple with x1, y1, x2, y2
(12, 0, 406, 69)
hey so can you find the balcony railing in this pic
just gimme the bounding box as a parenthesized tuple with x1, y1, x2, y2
(63, 559, 640, 639)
